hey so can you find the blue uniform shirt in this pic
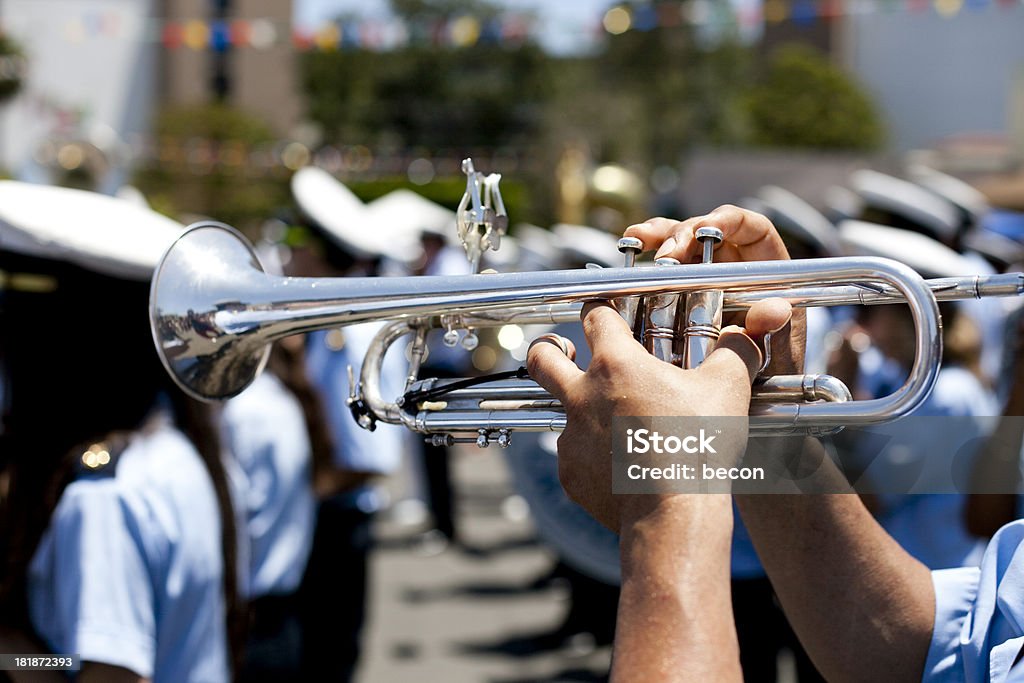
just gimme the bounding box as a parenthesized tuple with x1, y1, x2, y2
(222, 373, 315, 599)
(421, 247, 474, 374)
(306, 325, 407, 511)
(733, 364, 997, 577)
(861, 366, 996, 569)
(28, 423, 229, 682)
(958, 252, 1008, 385)
(926, 520, 1024, 682)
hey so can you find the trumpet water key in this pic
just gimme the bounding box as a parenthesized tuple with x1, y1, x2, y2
(148, 220, 1024, 446)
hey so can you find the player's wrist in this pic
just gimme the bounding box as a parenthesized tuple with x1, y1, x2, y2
(619, 494, 732, 547)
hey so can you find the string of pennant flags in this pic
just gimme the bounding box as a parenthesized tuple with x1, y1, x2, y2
(33, 0, 1024, 54)
(47, 14, 540, 52)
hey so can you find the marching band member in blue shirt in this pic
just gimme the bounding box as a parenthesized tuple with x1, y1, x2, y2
(223, 345, 319, 683)
(289, 167, 411, 682)
(0, 182, 239, 682)
(530, 205, 1024, 682)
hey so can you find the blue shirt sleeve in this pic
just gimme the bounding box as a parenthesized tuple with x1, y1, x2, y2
(306, 326, 406, 475)
(223, 373, 315, 598)
(924, 567, 980, 682)
(923, 521, 1024, 683)
(29, 479, 158, 678)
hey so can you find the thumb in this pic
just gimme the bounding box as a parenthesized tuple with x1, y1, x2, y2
(743, 298, 793, 338)
(527, 334, 583, 403)
(698, 325, 763, 385)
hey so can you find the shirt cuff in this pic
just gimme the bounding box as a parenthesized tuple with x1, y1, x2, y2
(76, 622, 155, 679)
(923, 567, 981, 683)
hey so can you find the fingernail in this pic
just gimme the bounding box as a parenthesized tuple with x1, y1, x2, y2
(653, 237, 677, 259)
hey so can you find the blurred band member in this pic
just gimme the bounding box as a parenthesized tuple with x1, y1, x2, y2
(290, 168, 409, 681)
(228, 341, 321, 683)
(414, 226, 473, 545)
(0, 183, 240, 682)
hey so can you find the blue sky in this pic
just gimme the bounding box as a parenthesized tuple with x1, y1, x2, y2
(293, 0, 615, 54)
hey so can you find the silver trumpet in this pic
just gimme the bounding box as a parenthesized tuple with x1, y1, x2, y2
(149, 222, 1024, 444)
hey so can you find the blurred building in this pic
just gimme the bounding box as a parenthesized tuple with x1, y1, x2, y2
(677, 148, 880, 215)
(160, 0, 303, 136)
(837, 7, 1024, 152)
(752, 1, 1024, 156)
(0, 0, 160, 191)
(0, 0, 304, 187)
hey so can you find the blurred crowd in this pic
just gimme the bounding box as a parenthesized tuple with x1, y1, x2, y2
(1, 153, 1024, 682)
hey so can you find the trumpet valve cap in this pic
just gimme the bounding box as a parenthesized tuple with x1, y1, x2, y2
(476, 430, 490, 449)
(655, 257, 681, 266)
(696, 226, 724, 264)
(497, 430, 512, 448)
(443, 329, 460, 347)
(461, 332, 479, 350)
(695, 226, 724, 244)
(617, 237, 644, 268)
(617, 236, 643, 254)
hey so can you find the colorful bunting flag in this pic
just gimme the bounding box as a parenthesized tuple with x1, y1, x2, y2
(36, 1, 1022, 54)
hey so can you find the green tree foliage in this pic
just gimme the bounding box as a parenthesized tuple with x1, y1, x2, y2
(298, 1, 886, 225)
(302, 42, 550, 151)
(580, 16, 752, 167)
(744, 44, 884, 150)
(300, 0, 550, 220)
(0, 34, 26, 104)
(133, 104, 289, 230)
(155, 103, 277, 145)
(301, 0, 548, 150)
(390, 0, 502, 24)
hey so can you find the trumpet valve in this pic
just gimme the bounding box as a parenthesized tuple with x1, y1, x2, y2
(676, 228, 726, 369)
(642, 257, 682, 363)
(679, 291, 724, 368)
(615, 236, 645, 338)
(695, 226, 724, 264)
(617, 236, 643, 267)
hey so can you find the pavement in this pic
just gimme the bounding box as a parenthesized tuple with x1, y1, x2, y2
(358, 446, 614, 683)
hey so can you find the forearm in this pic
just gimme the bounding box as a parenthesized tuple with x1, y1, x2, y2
(612, 495, 741, 683)
(735, 440, 935, 683)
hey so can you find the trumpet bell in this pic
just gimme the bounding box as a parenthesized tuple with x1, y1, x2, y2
(149, 222, 271, 401)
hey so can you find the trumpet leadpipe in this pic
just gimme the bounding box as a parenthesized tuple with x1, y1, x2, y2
(457, 273, 1024, 328)
(722, 272, 1024, 310)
